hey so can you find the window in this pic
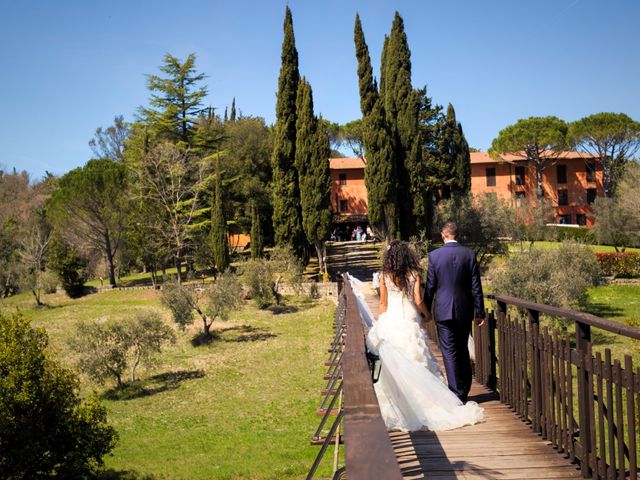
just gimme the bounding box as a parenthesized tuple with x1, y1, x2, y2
(515, 166, 526, 186)
(339, 173, 347, 185)
(559, 214, 572, 224)
(576, 214, 587, 226)
(515, 190, 526, 207)
(339, 199, 348, 212)
(486, 167, 496, 187)
(556, 165, 567, 184)
(587, 188, 597, 204)
(586, 162, 596, 182)
(557, 189, 569, 206)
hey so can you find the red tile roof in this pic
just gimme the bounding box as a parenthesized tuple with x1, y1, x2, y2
(470, 151, 600, 164)
(329, 157, 366, 169)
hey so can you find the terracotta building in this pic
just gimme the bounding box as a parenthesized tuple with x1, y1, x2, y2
(328, 152, 603, 229)
(470, 151, 604, 226)
(329, 157, 368, 230)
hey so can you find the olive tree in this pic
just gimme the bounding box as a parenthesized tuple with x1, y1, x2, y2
(69, 312, 175, 388)
(161, 272, 244, 337)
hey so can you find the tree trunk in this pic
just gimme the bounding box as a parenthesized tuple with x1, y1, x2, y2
(314, 241, 326, 277)
(105, 231, 117, 287)
(536, 166, 544, 199)
(174, 254, 182, 285)
(131, 347, 141, 383)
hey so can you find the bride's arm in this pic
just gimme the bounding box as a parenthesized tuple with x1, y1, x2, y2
(378, 273, 388, 315)
(413, 273, 432, 322)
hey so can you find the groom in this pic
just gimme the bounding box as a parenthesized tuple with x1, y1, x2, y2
(425, 222, 485, 403)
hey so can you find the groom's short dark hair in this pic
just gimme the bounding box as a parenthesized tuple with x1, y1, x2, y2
(441, 222, 459, 238)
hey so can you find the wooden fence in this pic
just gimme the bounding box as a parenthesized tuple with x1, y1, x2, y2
(474, 294, 640, 480)
(307, 277, 402, 479)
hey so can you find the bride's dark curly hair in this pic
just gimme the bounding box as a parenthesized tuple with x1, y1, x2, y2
(382, 240, 421, 296)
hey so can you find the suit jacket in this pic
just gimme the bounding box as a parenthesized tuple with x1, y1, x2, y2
(425, 242, 485, 322)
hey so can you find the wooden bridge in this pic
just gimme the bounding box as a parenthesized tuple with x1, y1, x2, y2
(307, 275, 640, 479)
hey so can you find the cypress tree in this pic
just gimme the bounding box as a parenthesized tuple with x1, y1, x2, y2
(230, 97, 237, 122)
(295, 79, 332, 275)
(354, 14, 376, 117)
(223, 107, 228, 123)
(442, 103, 471, 199)
(211, 155, 230, 272)
(250, 202, 263, 259)
(354, 14, 398, 240)
(453, 122, 472, 197)
(271, 7, 305, 255)
(380, 12, 423, 239)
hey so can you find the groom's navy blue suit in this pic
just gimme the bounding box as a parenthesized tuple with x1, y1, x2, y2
(425, 241, 485, 403)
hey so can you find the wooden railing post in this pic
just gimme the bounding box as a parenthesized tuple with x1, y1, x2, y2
(528, 308, 542, 433)
(487, 311, 497, 390)
(575, 320, 592, 478)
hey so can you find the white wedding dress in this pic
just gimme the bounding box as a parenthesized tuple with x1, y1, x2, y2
(357, 273, 484, 432)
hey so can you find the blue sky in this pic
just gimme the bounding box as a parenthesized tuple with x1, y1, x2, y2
(1, 0, 639, 180)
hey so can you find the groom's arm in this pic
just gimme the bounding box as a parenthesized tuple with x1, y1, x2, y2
(425, 253, 436, 313)
(470, 253, 485, 321)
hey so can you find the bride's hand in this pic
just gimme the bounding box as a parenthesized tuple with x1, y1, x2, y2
(422, 312, 433, 324)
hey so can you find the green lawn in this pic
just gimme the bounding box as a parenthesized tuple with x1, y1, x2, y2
(0, 289, 336, 480)
(585, 284, 640, 364)
(508, 241, 640, 254)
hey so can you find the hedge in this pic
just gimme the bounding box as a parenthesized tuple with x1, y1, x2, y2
(595, 252, 640, 278)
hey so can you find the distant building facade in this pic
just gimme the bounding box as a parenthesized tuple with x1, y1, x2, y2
(328, 152, 604, 229)
(470, 151, 604, 226)
(329, 157, 368, 230)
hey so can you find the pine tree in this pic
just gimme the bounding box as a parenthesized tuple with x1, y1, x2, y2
(211, 155, 230, 272)
(380, 12, 423, 239)
(353, 14, 398, 240)
(250, 202, 263, 259)
(139, 53, 207, 145)
(295, 79, 332, 275)
(230, 97, 237, 122)
(271, 7, 305, 255)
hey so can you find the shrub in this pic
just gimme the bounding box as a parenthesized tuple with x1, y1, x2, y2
(544, 226, 594, 243)
(241, 246, 303, 308)
(48, 236, 88, 298)
(595, 252, 640, 278)
(161, 283, 196, 328)
(438, 194, 513, 266)
(490, 241, 602, 330)
(69, 312, 175, 388)
(0, 313, 118, 478)
(241, 258, 276, 308)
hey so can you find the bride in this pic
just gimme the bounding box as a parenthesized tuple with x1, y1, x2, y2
(365, 240, 484, 432)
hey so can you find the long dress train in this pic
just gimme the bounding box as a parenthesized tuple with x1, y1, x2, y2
(350, 273, 484, 432)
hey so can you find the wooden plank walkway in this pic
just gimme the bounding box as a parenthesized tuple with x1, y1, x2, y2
(354, 281, 584, 480)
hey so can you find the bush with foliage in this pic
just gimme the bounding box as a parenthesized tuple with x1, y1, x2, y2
(47, 236, 88, 298)
(595, 252, 640, 278)
(489, 242, 602, 330)
(0, 313, 118, 479)
(544, 225, 594, 243)
(69, 312, 175, 388)
(241, 246, 303, 308)
(161, 272, 244, 337)
(438, 193, 513, 266)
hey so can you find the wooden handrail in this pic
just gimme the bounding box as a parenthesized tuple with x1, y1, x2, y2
(486, 293, 640, 339)
(477, 293, 640, 479)
(341, 276, 403, 480)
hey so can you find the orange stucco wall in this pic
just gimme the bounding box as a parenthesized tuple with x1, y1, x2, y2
(330, 167, 368, 215)
(471, 158, 604, 225)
